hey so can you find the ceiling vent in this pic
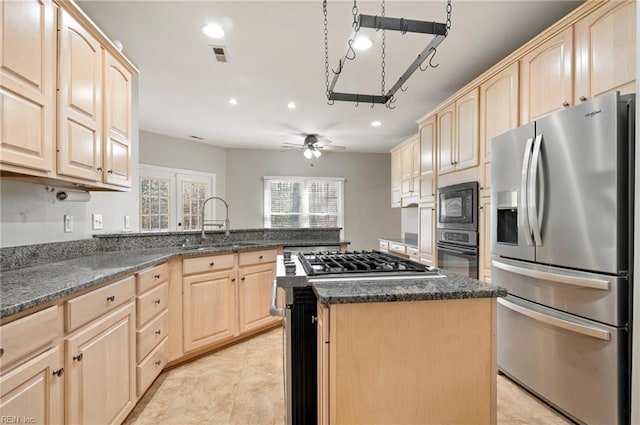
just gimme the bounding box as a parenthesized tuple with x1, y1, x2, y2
(211, 45, 229, 63)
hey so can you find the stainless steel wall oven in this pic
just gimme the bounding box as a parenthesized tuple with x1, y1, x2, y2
(437, 182, 479, 279)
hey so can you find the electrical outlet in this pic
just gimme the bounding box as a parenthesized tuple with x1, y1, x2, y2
(124, 215, 131, 229)
(92, 213, 103, 230)
(64, 215, 73, 233)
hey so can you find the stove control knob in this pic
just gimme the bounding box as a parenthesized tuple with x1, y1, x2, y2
(284, 262, 296, 275)
(283, 251, 292, 261)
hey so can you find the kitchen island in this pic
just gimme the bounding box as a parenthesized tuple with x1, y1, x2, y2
(314, 273, 505, 425)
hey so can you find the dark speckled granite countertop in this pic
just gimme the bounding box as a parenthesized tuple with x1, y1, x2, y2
(312, 270, 506, 304)
(0, 240, 346, 319)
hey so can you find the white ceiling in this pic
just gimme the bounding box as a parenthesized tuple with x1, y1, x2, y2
(78, 0, 583, 153)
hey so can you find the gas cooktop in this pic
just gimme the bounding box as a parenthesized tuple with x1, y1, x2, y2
(297, 250, 436, 277)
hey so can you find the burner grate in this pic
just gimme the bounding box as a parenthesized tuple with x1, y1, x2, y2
(297, 250, 431, 276)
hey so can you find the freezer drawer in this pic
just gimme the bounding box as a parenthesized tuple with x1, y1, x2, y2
(498, 295, 628, 425)
(492, 257, 628, 326)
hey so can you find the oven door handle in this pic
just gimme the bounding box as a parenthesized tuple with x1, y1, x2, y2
(269, 280, 286, 317)
(498, 297, 611, 341)
(437, 243, 478, 256)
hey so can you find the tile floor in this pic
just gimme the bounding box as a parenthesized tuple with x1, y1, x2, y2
(124, 327, 571, 425)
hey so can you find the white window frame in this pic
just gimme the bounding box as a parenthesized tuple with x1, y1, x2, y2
(263, 176, 345, 237)
(139, 164, 216, 232)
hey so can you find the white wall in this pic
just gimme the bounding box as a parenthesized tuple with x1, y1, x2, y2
(0, 76, 140, 247)
(225, 148, 400, 250)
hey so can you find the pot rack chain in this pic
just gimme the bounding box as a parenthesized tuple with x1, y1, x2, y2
(324, 0, 451, 108)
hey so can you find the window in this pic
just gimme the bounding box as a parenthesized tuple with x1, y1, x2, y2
(264, 176, 344, 233)
(139, 164, 216, 232)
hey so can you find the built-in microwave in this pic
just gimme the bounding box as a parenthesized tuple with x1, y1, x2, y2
(437, 181, 478, 231)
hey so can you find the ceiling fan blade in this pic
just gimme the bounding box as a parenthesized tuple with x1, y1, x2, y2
(281, 143, 303, 148)
(280, 147, 301, 152)
(320, 145, 346, 151)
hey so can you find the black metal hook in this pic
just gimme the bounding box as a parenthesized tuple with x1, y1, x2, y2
(332, 59, 343, 75)
(374, 15, 383, 32)
(327, 98, 335, 106)
(400, 84, 408, 92)
(346, 40, 356, 60)
(355, 94, 359, 108)
(386, 95, 397, 110)
(428, 48, 439, 68)
(400, 18, 408, 35)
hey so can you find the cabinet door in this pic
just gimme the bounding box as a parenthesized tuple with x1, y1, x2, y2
(103, 50, 132, 187)
(400, 143, 413, 196)
(66, 302, 136, 425)
(479, 62, 519, 193)
(0, 0, 56, 172)
(317, 303, 330, 425)
(390, 150, 401, 207)
(437, 103, 455, 175)
(58, 8, 103, 181)
(455, 88, 480, 171)
(419, 116, 437, 202)
(238, 263, 278, 334)
(0, 346, 63, 425)
(419, 204, 436, 266)
(183, 270, 236, 352)
(479, 197, 492, 283)
(520, 27, 573, 124)
(574, 0, 636, 103)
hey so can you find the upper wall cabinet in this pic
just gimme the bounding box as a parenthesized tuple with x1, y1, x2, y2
(574, 0, 636, 103)
(479, 62, 519, 195)
(58, 8, 103, 182)
(0, 0, 56, 173)
(390, 149, 401, 208)
(520, 27, 573, 124)
(0, 0, 137, 191)
(419, 115, 436, 203)
(437, 88, 479, 175)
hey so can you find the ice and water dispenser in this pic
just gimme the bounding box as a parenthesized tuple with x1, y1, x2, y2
(496, 190, 518, 245)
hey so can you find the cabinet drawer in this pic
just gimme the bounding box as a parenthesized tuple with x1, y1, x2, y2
(137, 336, 168, 397)
(379, 240, 389, 251)
(0, 306, 61, 371)
(137, 281, 169, 327)
(183, 254, 235, 275)
(66, 276, 135, 332)
(389, 242, 406, 254)
(137, 263, 168, 294)
(407, 247, 419, 259)
(137, 310, 168, 362)
(238, 249, 276, 266)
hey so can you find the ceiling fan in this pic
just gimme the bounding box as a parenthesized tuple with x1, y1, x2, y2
(281, 134, 346, 159)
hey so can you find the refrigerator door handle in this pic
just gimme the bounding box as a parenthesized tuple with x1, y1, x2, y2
(521, 137, 535, 246)
(528, 134, 543, 246)
(492, 259, 611, 290)
(497, 297, 611, 341)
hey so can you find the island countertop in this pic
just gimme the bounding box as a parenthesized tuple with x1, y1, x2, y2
(312, 270, 506, 304)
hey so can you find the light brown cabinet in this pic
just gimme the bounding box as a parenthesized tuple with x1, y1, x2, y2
(0, 0, 56, 174)
(57, 8, 103, 182)
(437, 88, 479, 175)
(419, 115, 437, 202)
(574, 0, 636, 103)
(479, 62, 519, 195)
(479, 197, 492, 283)
(0, 346, 64, 425)
(183, 268, 237, 352)
(238, 262, 278, 334)
(419, 204, 436, 267)
(390, 149, 401, 207)
(520, 27, 573, 124)
(65, 302, 136, 425)
(400, 136, 419, 200)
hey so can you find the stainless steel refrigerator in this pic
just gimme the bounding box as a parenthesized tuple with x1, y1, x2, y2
(491, 91, 635, 425)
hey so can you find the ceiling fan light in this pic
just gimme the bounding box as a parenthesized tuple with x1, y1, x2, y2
(304, 148, 313, 159)
(313, 149, 322, 158)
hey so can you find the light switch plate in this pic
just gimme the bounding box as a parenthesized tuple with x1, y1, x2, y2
(92, 213, 103, 230)
(124, 215, 131, 229)
(64, 215, 73, 233)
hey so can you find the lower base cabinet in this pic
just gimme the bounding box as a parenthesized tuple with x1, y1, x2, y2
(65, 302, 136, 425)
(318, 298, 496, 425)
(238, 263, 279, 334)
(0, 346, 64, 425)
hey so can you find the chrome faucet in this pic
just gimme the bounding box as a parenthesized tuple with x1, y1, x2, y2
(201, 196, 230, 239)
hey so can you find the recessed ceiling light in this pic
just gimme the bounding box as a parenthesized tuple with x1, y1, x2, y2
(202, 23, 225, 39)
(287, 102, 296, 109)
(228, 98, 238, 105)
(371, 120, 382, 127)
(353, 35, 373, 51)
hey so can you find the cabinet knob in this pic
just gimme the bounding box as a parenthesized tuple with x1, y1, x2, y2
(0, 347, 3, 357)
(107, 170, 114, 174)
(97, 167, 103, 172)
(209, 262, 215, 267)
(241, 277, 245, 281)
(311, 316, 318, 324)
(562, 101, 570, 108)
(154, 274, 161, 280)
(155, 329, 162, 335)
(259, 255, 263, 260)
(73, 353, 83, 362)
(231, 278, 236, 282)
(580, 96, 587, 102)
(106, 295, 115, 302)
(154, 299, 161, 305)
(52, 368, 64, 377)
(154, 360, 162, 366)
